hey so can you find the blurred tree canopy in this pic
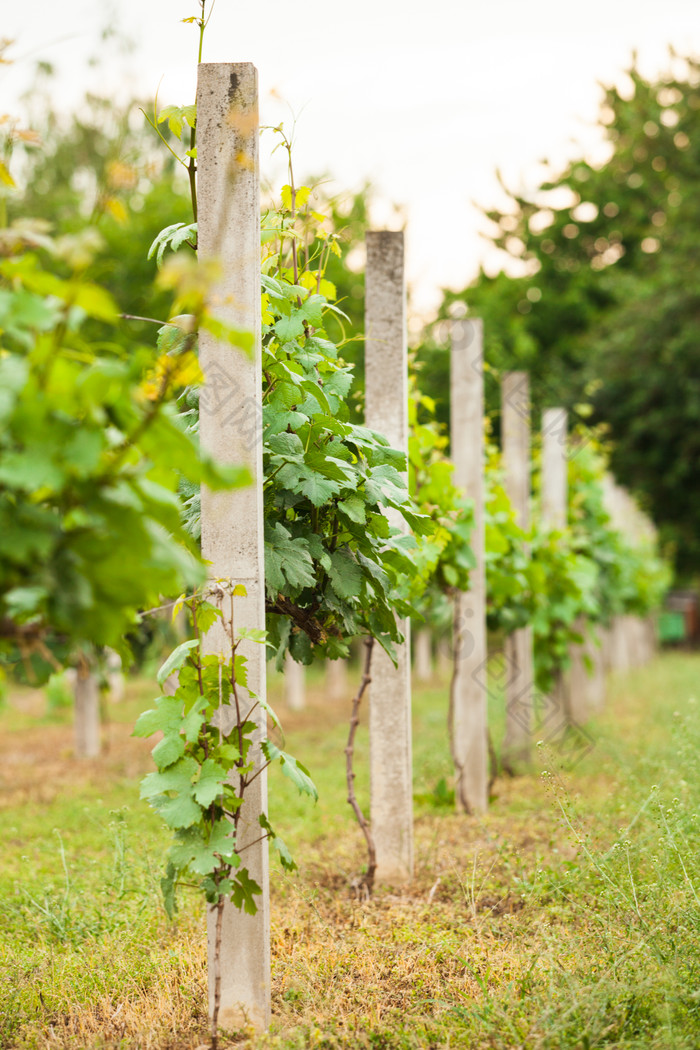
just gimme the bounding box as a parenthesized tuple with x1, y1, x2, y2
(305, 179, 370, 418)
(8, 53, 691, 574)
(6, 81, 192, 349)
(417, 53, 700, 575)
(0, 76, 245, 678)
(6, 75, 379, 416)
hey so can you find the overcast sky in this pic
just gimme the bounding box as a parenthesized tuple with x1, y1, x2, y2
(5, 0, 700, 316)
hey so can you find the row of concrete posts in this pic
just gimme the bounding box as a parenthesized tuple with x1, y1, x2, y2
(68, 61, 659, 1030)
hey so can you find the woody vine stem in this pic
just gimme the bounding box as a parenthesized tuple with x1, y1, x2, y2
(344, 638, 377, 896)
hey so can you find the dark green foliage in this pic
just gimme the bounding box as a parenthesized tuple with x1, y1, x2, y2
(157, 165, 440, 667)
(259, 234, 433, 665)
(134, 591, 314, 919)
(7, 86, 194, 350)
(0, 224, 246, 679)
(567, 438, 670, 619)
(406, 384, 475, 630)
(416, 55, 700, 572)
(482, 433, 670, 691)
(591, 269, 700, 573)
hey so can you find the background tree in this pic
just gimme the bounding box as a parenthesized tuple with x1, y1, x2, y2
(416, 53, 700, 574)
(6, 73, 192, 348)
(0, 62, 244, 680)
(269, 175, 381, 422)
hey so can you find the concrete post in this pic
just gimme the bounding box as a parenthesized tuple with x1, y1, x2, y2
(642, 620, 651, 665)
(364, 230, 413, 883)
(284, 652, 306, 711)
(74, 667, 100, 758)
(197, 62, 269, 1031)
(541, 408, 568, 531)
(436, 638, 452, 681)
(602, 476, 639, 673)
(576, 632, 606, 713)
(621, 489, 641, 669)
(611, 616, 631, 672)
(626, 617, 640, 668)
(325, 658, 349, 702)
(105, 648, 125, 703)
(449, 319, 488, 814)
(501, 372, 534, 770)
(540, 408, 577, 726)
(414, 627, 433, 682)
(600, 625, 614, 672)
(586, 630, 607, 711)
(645, 616, 658, 663)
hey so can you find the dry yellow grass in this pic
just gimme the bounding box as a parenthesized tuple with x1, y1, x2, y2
(3, 654, 700, 1049)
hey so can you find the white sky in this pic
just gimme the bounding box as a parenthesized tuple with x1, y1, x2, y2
(5, 0, 700, 316)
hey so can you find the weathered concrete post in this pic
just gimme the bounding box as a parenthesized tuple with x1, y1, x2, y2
(540, 407, 572, 726)
(436, 638, 452, 682)
(284, 653, 306, 711)
(541, 408, 568, 532)
(364, 230, 413, 883)
(74, 665, 100, 758)
(622, 487, 658, 667)
(414, 627, 433, 682)
(619, 488, 639, 668)
(501, 372, 534, 770)
(105, 648, 125, 703)
(325, 658, 349, 702)
(450, 319, 488, 814)
(600, 476, 620, 672)
(600, 625, 614, 673)
(576, 634, 606, 714)
(602, 475, 634, 673)
(197, 62, 270, 1030)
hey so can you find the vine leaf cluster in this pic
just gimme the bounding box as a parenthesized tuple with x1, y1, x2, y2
(134, 589, 315, 920)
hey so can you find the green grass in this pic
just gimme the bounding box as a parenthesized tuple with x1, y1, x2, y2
(2, 653, 700, 1048)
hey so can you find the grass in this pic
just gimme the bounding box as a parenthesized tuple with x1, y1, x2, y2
(1, 652, 700, 1048)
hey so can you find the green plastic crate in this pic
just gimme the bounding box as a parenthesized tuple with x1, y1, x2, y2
(658, 610, 687, 644)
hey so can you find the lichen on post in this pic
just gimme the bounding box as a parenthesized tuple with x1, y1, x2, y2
(196, 61, 270, 1032)
(501, 371, 534, 772)
(449, 318, 488, 814)
(364, 230, 414, 884)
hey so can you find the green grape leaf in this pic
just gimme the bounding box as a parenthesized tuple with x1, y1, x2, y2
(193, 758, 228, 807)
(156, 639, 200, 687)
(140, 757, 200, 828)
(230, 868, 262, 915)
(274, 314, 305, 342)
(337, 495, 367, 525)
(298, 472, 341, 507)
(262, 740, 318, 800)
(264, 523, 315, 593)
(328, 549, 363, 600)
(169, 819, 239, 877)
(161, 862, 178, 919)
(152, 732, 186, 770)
(133, 695, 184, 738)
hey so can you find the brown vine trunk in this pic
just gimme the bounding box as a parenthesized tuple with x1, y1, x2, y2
(447, 593, 470, 811)
(344, 637, 376, 896)
(210, 896, 224, 1050)
(487, 728, 499, 794)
